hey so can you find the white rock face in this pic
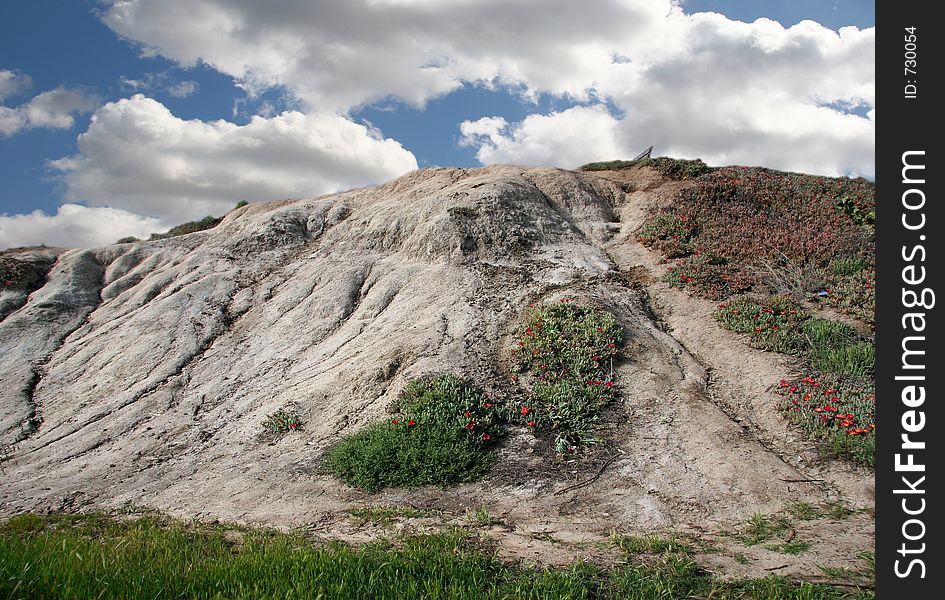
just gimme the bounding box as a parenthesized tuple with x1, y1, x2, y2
(0, 165, 871, 560)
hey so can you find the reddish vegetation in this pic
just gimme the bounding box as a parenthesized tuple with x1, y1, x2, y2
(640, 167, 875, 318)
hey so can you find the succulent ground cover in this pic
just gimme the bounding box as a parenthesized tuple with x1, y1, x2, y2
(638, 165, 875, 467)
(776, 376, 875, 467)
(509, 299, 624, 454)
(640, 166, 875, 324)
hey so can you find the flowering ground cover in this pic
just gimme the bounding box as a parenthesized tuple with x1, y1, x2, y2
(776, 376, 875, 467)
(714, 296, 874, 466)
(324, 375, 503, 492)
(510, 300, 623, 454)
(635, 164, 876, 468)
(640, 166, 875, 324)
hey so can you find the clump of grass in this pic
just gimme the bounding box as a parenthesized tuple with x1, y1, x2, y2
(263, 408, 304, 435)
(766, 541, 812, 555)
(716, 299, 875, 378)
(777, 375, 875, 467)
(467, 507, 498, 528)
(738, 513, 792, 546)
(785, 501, 819, 521)
(802, 319, 874, 379)
(324, 375, 501, 492)
(510, 300, 623, 454)
(149, 215, 222, 240)
(0, 513, 870, 600)
(611, 533, 690, 556)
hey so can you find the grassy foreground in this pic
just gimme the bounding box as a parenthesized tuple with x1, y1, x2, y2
(1, 513, 872, 599)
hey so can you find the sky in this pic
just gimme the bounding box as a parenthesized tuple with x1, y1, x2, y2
(0, 0, 875, 250)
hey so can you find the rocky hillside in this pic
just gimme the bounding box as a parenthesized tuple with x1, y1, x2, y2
(0, 164, 873, 580)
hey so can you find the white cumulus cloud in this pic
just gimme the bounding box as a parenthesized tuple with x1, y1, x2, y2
(0, 204, 161, 249)
(166, 80, 199, 98)
(51, 95, 418, 225)
(97, 0, 874, 177)
(460, 106, 623, 167)
(0, 71, 98, 137)
(0, 69, 32, 101)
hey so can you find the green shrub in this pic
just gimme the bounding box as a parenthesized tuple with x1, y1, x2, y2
(325, 375, 499, 492)
(149, 215, 223, 240)
(579, 156, 713, 179)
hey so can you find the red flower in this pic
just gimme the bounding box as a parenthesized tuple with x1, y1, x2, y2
(520, 406, 530, 415)
(464, 411, 472, 417)
(591, 356, 600, 361)
(604, 381, 614, 387)
(407, 420, 416, 426)
(466, 421, 476, 429)
(482, 433, 491, 440)
(526, 421, 535, 427)
(607, 343, 615, 348)
(289, 423, 297, 429)
(391, 419, 398, 425)
(484, 403, 494, 408)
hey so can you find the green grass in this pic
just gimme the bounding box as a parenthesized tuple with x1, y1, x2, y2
(510, 300, 623, 454)
(149, 215, 223, 240)
(802, 319, 874, 379)
(0, 513, 872, 600)
(716, 300, 874, 379)
(738, 513, 792, 546)
(324, 374, 501, 492)
(610, 533, 690, 555)
(766, 541, 812, 555)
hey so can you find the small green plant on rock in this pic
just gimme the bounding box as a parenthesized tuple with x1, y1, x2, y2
(263, 409, 304, 435)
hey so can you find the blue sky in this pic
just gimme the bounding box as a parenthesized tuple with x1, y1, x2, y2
(0, 0, 874, 249)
